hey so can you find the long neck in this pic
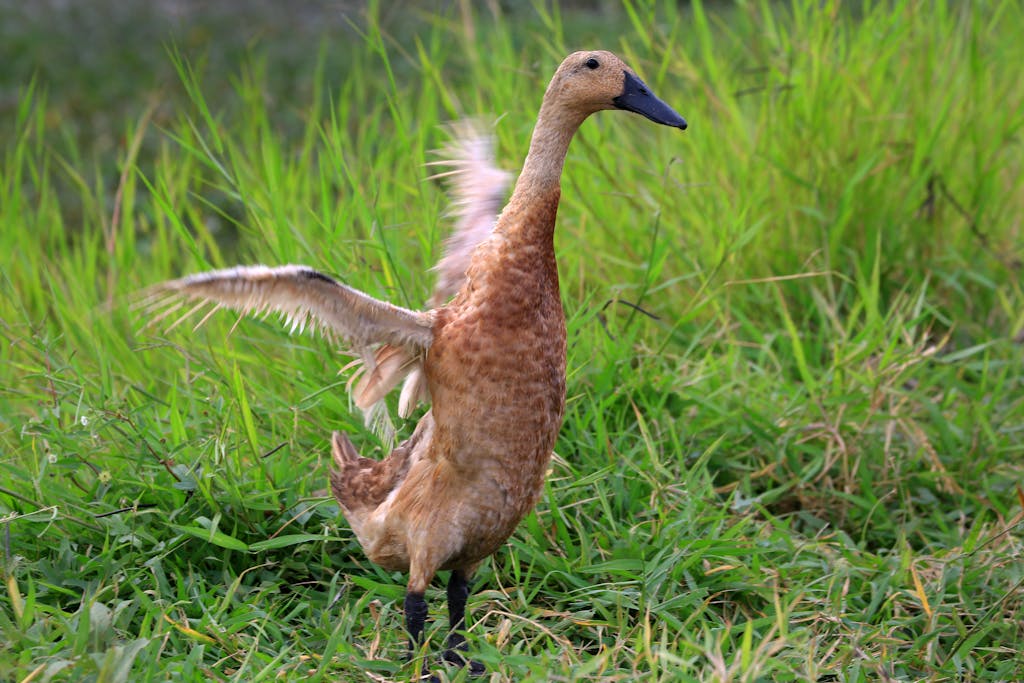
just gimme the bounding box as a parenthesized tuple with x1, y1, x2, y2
(496, 96, 585, 245)
(517, 98, 585, 193)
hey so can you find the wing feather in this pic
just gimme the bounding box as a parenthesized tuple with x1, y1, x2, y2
(143, 264, 434, 352)
(141, 265, 434, 440)
(426, 120, 511, 308)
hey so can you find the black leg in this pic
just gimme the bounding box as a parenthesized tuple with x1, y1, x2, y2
(443, 570, 485, 675)
(404, 591, 438, 681)
(445, 570, 469, 654)
(404, 591, 428, 652)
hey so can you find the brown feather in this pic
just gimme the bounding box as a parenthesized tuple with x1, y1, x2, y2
(351, 343, 421, 412)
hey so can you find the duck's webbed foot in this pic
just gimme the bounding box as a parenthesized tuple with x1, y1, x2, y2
(443, 570, 486, 676)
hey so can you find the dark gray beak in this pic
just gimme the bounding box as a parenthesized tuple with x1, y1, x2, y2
(613, 71, 687, 130)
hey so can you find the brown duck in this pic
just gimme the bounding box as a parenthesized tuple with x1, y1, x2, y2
(147, 50, 686, 675)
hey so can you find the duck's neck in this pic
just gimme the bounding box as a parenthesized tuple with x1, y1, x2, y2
(497, 99, 585, 245)
(518, 99, 585, 193)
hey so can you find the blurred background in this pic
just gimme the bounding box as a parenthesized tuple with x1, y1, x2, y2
(0, 1, 629, 156)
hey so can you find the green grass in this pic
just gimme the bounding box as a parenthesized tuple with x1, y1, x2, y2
(2, 0, 1023, 680)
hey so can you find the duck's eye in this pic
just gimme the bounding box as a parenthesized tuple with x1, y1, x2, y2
(585, 57, 600, 70)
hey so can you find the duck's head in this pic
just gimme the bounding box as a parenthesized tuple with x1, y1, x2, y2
(547, 50, 687, 130)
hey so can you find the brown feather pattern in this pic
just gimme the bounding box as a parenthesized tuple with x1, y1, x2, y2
(397, 120, 513, 418)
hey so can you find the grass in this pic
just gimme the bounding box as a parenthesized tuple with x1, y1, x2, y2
(2, 0, 1023, 680)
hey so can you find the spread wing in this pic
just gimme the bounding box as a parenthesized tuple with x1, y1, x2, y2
(426, 120, 511, 308)
(138, 264, 434, 435)
(392, 121, 511, 417)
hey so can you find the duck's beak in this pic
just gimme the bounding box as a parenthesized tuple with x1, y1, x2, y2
(613, 72, 688, 130)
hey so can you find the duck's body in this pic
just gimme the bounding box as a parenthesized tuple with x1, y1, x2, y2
(147, 50, 686, 674)
(338, 190, 566, 580)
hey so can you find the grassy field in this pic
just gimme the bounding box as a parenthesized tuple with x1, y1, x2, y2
(2, 0, 1023, 680)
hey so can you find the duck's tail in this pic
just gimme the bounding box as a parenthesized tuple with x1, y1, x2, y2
(329, 432, 406, 516)
(328, 413, 434, 520)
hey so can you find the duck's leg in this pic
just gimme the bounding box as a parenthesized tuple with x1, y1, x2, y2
(404, 558, 442, 681)
(404, 590, 439, 682)
(404, 590, 429, 651)
(443, 568, 486, 675)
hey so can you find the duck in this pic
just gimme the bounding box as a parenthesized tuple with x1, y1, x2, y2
(145, 50, 686, 676)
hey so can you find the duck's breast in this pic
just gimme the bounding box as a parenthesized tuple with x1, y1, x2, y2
(426, 192, 568, 506)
